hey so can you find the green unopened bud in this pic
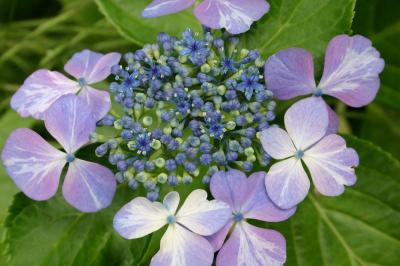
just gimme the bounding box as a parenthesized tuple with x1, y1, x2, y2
(157, 173, 168, 183)
(127, 141, 136, 150)
(226, 121, 236, 130)
(240, 49, 249, 58)
(245, 113, 254, 123)
(244, 147, 254, 156)
(114, 120, 122, 130)
(163, 126, 172, 135)
(255, 58, 265, 68)
(192, 169, 200, 177)
(217, 85, 226, 95)
(150, 139, 161, 150)
(123, 170, 134, 181)
(178, 55, 187, 63)
(247, 155, 257, 162)
(135, 171, 148, 182)
(155, 158, 165, 168)
(142, 116, 153, 126)
(135, 93, 146, 103)
(170, 118, 179, 128)
(201, 64, 211, 73)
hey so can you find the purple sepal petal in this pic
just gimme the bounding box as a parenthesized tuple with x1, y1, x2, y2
(319, 34, 384, 107)
(176, 189, 231, 236)
(62, 159, 116, 213)
(64, 50, 121, 84)
(142, 0, 195, 18)
(260, 127, 296, 160)
(194, 0, 270, 34)
(264, 48, 315, 100)
(78, 86, 111, 121)
(216, 222, 286, 266)
(113, 197, 168, 239)
(242, 172, 296, 222)
(265, 157, 310, 209)
(206, 220, 233, 252)
(1, 128, 66, 201)
(151, 223, 214, 266)
(44, 94, 96, 153)
(303, 134, 359, 196)
(10, 70, 79, 119)
(326, 103, 339, 134)
(284, 97, 329, 150)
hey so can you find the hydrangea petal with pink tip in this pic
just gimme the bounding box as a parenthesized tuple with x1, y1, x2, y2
(151, 223, 214, 266)
(44, 94, 96, 153)
(10, 70, 79, 119)
(176, 189, 231, 236)
(78, 86, 111, 121)
(265, 157, 310, 209)
(264, 48, 316, 100)
(318, 35, 384, 107)
(216, 222, 286, 266)
(242, 172, 296, 222)
(62, 159, 116, 213)
(113, 197, 168, 239)
(210, 170, 248, 212)
(260, 127, 296, 159)
(64, 50, 121, 83)
(284, 97, 329, 150)
(1, 128, 66, 201)
(142, 0, 195, 18)
(303, 135, 359, 196)
(194, 0, 270, 34)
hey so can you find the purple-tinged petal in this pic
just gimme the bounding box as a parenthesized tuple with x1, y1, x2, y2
(142, 0, 195, 18)
(242, 172, 296, 222)
(260, 127, 296, 160)
(216, 222, 286, 266)
(114, 197, 168, 239)
(206, 220, 233, 252)
(163, 191, 180, 214)
(78, 86, 111, 121)
(176, 189, 231, 236)
(44, 94, 96, 153)
(10, 70, 79, 119)
(194, 0, 270, 34)
(151, 223, 214, 266)
(1, 128, 66, 201)
(303, 134, 359, 196)
(284, 97, 329, 150)
(64, 50, 121, 84)
(319, 35, 385, 107)
(265, 158, 310, 209)
(210, 169, 248, 212)
(62, 159, 116, 213)
(326, 103, 339, 134)
(264, 48, 316, 100)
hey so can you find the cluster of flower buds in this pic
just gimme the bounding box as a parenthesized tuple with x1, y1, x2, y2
(94, 28, 275, 200)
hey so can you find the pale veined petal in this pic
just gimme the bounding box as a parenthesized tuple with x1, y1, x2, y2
(78, 86, 111, 121)
(163, 191, 180, 215)
(142, 0, 195, 18)
(260, 127, 296, 160)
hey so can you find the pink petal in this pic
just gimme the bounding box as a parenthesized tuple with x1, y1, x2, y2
(142, 0, 195, 18)
(265, 158, 310, 209)
(260, 127, 296, 160)
(163, 191, 180, 214)
(78, 86, 111, 121)
(151, 223, 214, 266)
(284, 97, 329, 150)
(113, 197, 168, 239)
(210, 169, 248, 212)
(194, 0, 270, 34)
(62, 159, 116, 212)
(10, 70, 79, 119)
(64, 50, 121, 84)
(206, 220, 233, 252)
(176, 189, 231, 236)
(318, 35, 384, 107)
(216, 222, 286, 266)
(242, 172, 296, 222)
(303, 134, 359, 196)
(1, 128, 65, 201)
(264, 48, 316, 100)
(43, 94, 96, 153)
(326, 103, 339, 134)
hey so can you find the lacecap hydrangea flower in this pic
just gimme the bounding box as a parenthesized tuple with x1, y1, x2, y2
(94, 28, 276, 201)
(142, 0, 270, 34)
(2, 95, 116, 212)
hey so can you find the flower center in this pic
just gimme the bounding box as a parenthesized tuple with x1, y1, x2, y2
(313, 88, 323, 97)
(78, 78, 87, 87)
(294, 150, 304, 159)
(66, 153, 75, 163)
(166, 214, 176, 224)
(233, 212, 244, 222)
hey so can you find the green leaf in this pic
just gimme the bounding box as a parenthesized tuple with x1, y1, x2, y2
(241, 0, 356, 71)
(95, 0, 201, 46)
(266, 136, 400, 265)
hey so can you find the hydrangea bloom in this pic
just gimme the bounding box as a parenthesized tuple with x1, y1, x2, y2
(11, 49, 121, 120)
(142, 0, 270, 34)
(1, 95, 116, 212)
(264, 34, 384, 133)
(113, 189, 231, 266)
(208, 170, 295, 266)
(260, 97, 359, 209)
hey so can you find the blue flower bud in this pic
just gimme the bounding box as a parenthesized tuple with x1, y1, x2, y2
(95, 144, 108, 157)
(147, 191, 159, 202)
(167, 175, 178, 186)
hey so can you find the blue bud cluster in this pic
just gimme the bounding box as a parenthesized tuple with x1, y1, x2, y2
(95, 28, 275, 201)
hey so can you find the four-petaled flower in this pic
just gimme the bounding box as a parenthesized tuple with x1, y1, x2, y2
(2, 95, 116, 212)
(11, 49, 121, 120)
(264, 34, 384, 133)
(260, 97, 359, 209)
(208, 170, 295, 266)
(142, 0, 270, 34)
(113, 189, 231, 266)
